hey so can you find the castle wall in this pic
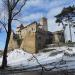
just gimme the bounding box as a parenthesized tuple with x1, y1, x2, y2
(8, 32, 19, 51)
(8, 17, 65, 53)
(20, 22, 47, 53)
(20, 32, 36, 53)
(20, 22, 37, 53)
(35, 29, 47, 52)
(52, 31, 65, 44)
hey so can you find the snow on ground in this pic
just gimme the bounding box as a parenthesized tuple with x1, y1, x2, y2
(7, 49, 32, 67)
(0, 46, 75, 70)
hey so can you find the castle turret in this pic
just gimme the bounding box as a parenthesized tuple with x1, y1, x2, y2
(40, 17, 48, 31)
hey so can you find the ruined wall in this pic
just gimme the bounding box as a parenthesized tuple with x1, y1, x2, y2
(35, 29, 47, 52)
(8, 17, 65, 53)
(20, 22, 47, 53)
(20, 32, 36, 53)
(20, 22, 37, 53)
(8, 32, 19, 51)
(52, 31, 65, 44)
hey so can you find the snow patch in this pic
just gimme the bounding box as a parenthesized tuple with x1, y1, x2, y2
(0, 47, 75, 70)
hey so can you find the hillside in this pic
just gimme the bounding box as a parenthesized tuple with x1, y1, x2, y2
(0, 46, 75, 71)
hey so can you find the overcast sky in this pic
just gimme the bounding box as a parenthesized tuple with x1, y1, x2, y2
(0, 0, 75, 49)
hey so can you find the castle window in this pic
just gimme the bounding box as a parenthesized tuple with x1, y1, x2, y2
(32, 28, 35, 32)
(20, 31, 21, 34)
(37, 35, 41, 40)
(32, 28, 36, 32)
(32, 28, 33, 31)
(38, 36, 41, 39)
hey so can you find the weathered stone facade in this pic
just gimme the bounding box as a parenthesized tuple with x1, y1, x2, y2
(20, 22, 37, 53)
(8, 31, 19, 51)
(52, 30, 65, 44)
(8, 17, 65, 53)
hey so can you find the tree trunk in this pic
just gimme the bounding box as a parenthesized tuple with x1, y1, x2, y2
(69, 22, 72, 42)
(62, 22, 66, 43)
(68, 16, 72, 42)
(1, 20, 11, 69)
(63, 28, 65, 43)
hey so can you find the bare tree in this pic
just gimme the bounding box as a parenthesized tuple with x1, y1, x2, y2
(55, 6, 75, 42)
(0, 0, 27, 69)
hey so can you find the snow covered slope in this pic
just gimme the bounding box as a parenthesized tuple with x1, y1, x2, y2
(0, 47, 75, 70)
(7, 49, 33, 67)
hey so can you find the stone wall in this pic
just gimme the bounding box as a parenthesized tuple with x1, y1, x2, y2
(35, 29, 47, 52)
(52, 31, 65, 44)
(20, 32, 36, 53)
(20, 22, 37, 53)
(8, 32, 19, 51)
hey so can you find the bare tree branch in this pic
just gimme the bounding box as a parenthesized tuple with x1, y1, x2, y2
(11, 0, 20, 10)
(0, 21, 7, 32)
(32, 54, 57, 71)
(12, 0, 27, 18)
(31, 53, 67, 72)
(12, 19, 22, 23)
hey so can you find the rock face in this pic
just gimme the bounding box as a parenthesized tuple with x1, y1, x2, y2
(8, 17, 65, 53)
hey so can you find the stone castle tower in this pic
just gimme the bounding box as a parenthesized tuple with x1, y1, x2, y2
(39, 17, 48, 31)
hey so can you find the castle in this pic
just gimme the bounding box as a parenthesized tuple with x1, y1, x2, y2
(8, 17, 65, 53)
